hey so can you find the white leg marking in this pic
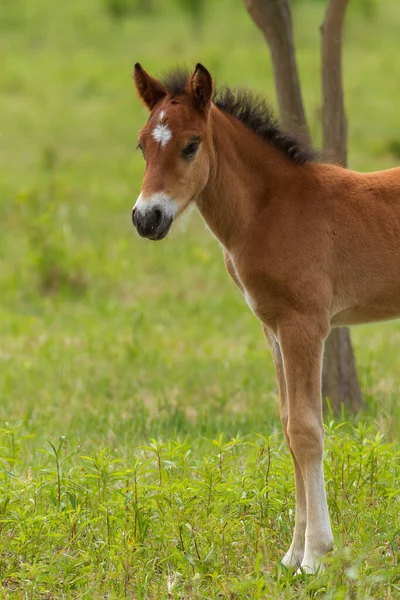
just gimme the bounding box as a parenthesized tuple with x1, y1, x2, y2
(299, 461, 333, 574)
(134, 192, 179, 220)
(282, 465, 307, 569)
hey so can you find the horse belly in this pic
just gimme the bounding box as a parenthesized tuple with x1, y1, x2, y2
(331, 284, 400, 326)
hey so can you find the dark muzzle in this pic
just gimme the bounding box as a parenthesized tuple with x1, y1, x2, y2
(132, 206, 172, 241)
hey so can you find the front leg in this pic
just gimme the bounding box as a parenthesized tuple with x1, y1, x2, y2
(277, 314, 333, 573)
(264, 326, 306, 570)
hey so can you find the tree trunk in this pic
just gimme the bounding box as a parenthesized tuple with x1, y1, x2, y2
(243, 0, 363, 414)
(321, 0, 363, 413)
(321, 328, 362, 414)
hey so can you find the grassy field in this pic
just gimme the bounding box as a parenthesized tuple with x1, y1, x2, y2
(1, 0, 400, 597)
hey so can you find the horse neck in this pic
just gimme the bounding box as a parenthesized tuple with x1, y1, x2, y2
(197, 106, 305, 251)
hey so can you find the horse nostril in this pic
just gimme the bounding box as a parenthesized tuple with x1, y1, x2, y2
(153, 208, 163, 228)
(132, 207, 137, 227)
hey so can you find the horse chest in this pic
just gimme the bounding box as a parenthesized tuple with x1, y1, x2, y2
(243, 288, 258, 313)
(225, 253, 259, 315)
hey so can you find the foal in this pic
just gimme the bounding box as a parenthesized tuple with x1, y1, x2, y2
(132, 63, 400, 573)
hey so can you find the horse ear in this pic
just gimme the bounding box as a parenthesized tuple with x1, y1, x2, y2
(190, 63, 213, 111)
(133, 63, 167, 110)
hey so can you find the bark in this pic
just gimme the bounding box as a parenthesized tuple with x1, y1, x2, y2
(322, 328, 362, 414)
(321, 0, 363, 413)
(321, 0, 348, 165)
(243, 0, 363, 414)
(243, 0, 311, 144)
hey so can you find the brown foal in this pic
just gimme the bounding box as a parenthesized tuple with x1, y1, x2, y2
(132, 63, 400, 573)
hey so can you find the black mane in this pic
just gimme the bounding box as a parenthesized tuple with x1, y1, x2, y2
(160, 68, 316, 165)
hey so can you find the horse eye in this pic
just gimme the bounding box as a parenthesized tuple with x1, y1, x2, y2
(136, 143, 144, 157)
(182, 141, 200, 159)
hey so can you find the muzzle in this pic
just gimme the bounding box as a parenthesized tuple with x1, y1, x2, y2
(132, 205, 172, 241)
(132, 192, 178, 241)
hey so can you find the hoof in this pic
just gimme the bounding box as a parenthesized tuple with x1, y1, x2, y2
(281, 547, 303, 570)
(295, 552, 325, 575)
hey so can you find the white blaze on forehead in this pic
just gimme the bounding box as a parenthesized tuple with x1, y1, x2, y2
(134, 192, 179, 219)
(152, 124, 172, 147)
(152, 109, 172, 148)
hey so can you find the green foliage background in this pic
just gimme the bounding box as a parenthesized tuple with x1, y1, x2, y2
(0, 0, 399, 597)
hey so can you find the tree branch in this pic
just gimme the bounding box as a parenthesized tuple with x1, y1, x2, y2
(243, 0, 311, 144)
(321, 0, 349, 166)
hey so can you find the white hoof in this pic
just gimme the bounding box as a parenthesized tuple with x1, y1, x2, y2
(296, 552, 324, 575)
(281, 545, 304, 570)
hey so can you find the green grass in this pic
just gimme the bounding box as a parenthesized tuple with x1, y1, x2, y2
(0, 0, 400, 596)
